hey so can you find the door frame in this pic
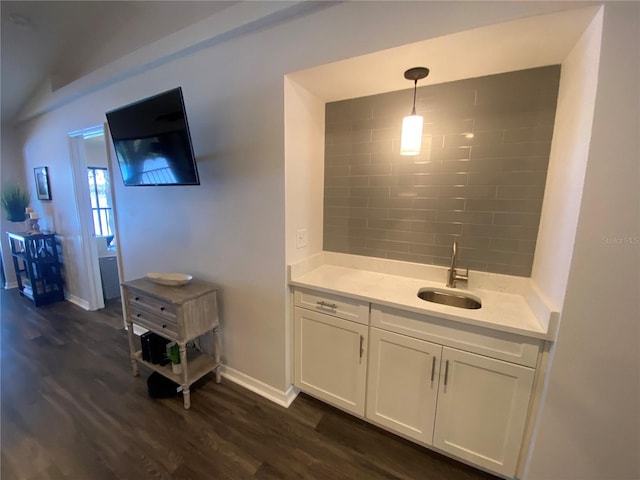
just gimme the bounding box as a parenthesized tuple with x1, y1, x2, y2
(68, 125, 107, 310)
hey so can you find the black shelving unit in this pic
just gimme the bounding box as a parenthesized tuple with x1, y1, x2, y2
(7, 231, 64, 306)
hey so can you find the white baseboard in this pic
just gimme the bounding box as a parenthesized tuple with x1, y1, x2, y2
(3, 281, 18, 289)
(221, 365, 299, 408)
(65, 294, 90, 310)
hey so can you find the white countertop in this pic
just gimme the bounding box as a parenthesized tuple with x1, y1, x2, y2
(289, 260, 555, 340)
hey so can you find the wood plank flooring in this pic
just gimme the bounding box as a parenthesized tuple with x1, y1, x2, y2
(1, 288, 499, 480)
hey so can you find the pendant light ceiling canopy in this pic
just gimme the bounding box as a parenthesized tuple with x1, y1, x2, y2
(400, 66, 430, 156)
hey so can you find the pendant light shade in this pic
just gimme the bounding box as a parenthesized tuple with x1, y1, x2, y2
(400, 115, 424, 155)
(400, 67, 429, 156)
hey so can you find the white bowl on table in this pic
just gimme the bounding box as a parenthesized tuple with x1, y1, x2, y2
(145, 272, 193, 286)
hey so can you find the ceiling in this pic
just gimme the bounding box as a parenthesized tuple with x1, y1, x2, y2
(1, 2, 599, 125)
(289, 5, 600, 102)
(0, 1, 237, 124)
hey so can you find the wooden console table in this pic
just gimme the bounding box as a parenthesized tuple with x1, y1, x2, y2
(122, 277, 222, 409)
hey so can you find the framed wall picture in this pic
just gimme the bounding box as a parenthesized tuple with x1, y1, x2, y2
(34, 166, 51, 200)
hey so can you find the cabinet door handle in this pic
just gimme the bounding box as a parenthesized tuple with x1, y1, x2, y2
(136, 313, 141, 318)
(135, 297, 140, 301)
(359, 335, 364, 360)
(444, 360, 450, 387)
(316, 300, 337, 309)
(160, 307, 165, 311)
(431, 356, 436, 383)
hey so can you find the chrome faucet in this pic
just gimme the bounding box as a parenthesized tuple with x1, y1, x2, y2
(446, 240, 468, 288)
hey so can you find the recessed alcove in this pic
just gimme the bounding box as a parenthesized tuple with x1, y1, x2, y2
(285, 5, 602, 312)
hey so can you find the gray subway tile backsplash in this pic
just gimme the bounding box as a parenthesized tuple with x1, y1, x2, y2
(323, 65, 560, 277)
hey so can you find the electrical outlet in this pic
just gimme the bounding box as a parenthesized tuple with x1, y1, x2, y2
(296, 229, 308, 249)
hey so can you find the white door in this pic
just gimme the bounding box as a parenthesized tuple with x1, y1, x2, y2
(366, 327, 441, 445)
(294, 307, 368, 416)
(433, 347, 535, 477)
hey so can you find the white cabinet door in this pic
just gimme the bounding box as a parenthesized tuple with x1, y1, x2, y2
(294, 307, 368, 416)
(433, 347, 535, 477)
(366, 327, 441, 445)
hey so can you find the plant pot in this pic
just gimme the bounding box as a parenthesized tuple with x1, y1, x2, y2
(8, 214, 26, 223)
(171, 362, 182, 375)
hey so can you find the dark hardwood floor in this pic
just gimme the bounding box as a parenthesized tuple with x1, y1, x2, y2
(1, 288, 498, 480)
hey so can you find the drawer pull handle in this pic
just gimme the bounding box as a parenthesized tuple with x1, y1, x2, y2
(160, 307, 165, 311)
(316, 300, 337, 309)
(444, 360, 450, 387)
(135, 297, 140, 301)
(162, 324, 167, 329)
(136, 313, 141, 318)
(431, 356, 436, 383)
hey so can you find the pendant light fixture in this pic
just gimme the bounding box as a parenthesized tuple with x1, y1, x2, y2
(400, 67, 430, 156)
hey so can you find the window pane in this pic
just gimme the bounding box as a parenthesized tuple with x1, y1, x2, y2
(88, 167, 113, 237)
(104, 210, 113, 236)
(88, 170, 97, 208)
(99, 210, 108, 237)
(92, 210, 101, 236)
(96, 169, 110, 208)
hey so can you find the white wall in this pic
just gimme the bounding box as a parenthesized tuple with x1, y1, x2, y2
(531, 10, 602, 310)
(526, 3, 640, 479)
(284, 77, 325, 265)
(0, 125, 29, 287)
(20, 117, 89, 300)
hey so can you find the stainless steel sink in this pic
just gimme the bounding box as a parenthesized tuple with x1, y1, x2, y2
(417, 288, 481, 309)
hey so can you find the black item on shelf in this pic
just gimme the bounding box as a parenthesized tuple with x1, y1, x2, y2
(140, 332, 171, 365)
(146, 372, 182, 398)
(140, 331, 152, 362)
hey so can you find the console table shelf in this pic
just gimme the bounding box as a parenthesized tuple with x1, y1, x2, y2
(122, 277, 222, 409)
(132, 350, 216, 385)
(7, 231, 64, 306)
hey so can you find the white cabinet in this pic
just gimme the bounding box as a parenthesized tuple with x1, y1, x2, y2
(366, 305, 537, 477)
(293, 289, 368, 416)
(366, 327, 441, 445)
(434, 347, 535, 476)
(292, 288, 540, 478)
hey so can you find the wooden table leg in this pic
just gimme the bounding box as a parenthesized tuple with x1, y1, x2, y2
(126, 321, 139, 376)
(179, 342, 190, 409)
(182, 386, 191, 410)
(213, 326, 222, 383)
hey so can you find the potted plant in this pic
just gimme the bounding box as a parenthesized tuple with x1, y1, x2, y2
(1, 184, 30, 222)
(166, 342, 182, 374)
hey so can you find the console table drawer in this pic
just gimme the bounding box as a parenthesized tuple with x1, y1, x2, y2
(128, 305, 178, 339)
(128, 291, 177, 318)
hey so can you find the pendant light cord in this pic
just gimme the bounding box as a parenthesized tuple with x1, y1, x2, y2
(411, 79, 417, 115)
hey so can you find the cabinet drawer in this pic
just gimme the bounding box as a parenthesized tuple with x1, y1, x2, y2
(128, 292, 177, 319)
(371, 305, 540, 367)
(294, 288, 368, 325)
(128, 305, 178, 339)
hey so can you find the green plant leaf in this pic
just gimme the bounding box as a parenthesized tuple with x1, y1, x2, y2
(1, 184, 30, 222)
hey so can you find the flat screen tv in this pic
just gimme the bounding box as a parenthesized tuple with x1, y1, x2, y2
(106, 87, 200, 186)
